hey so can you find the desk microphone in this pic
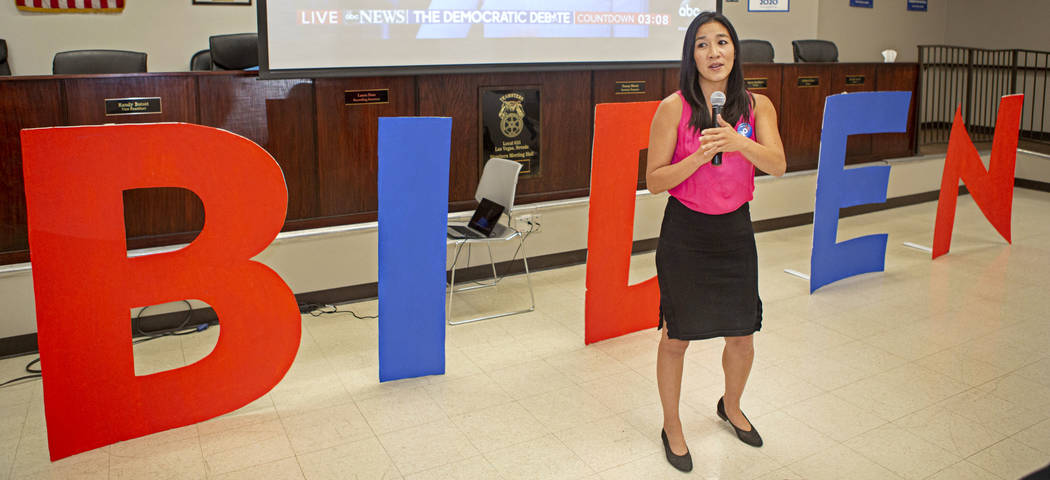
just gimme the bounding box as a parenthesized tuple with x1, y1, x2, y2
(710, 91, 726, 166)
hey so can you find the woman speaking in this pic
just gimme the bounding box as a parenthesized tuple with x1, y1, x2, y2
(645, 11, 786, 473)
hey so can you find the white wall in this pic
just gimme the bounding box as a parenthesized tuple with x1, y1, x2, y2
(722, 1, 820, 64)
(0, 2, 257, 76)
(4, 1, 1045, 76)
(723, 0, 948, 64)
(945, 0, 1050, 51)
(816, 0, 948, 63)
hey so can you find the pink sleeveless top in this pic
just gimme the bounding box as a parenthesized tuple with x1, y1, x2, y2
(668, 91, 756, 215)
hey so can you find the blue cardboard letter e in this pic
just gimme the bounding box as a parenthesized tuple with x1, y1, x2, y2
(810, 92, 911, 292)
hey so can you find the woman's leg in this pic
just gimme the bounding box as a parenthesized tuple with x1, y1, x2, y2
(657, 327, 690, 454)
(722, 334, 755, 430)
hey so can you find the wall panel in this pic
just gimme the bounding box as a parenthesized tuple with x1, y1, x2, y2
(315, 76, 416, 221)
(198, 74, 319, 224)
(0, 64, 918, 265)
(0, 78, 63, 264)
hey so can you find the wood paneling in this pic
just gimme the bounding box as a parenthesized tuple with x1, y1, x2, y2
(315, 76, 416, 219)
(593, 69, 665, 189)
(62, 75, 206, 248)
(780, 64, 833, 171)
(742, 64, 784, 177)
(663, 68, 680, 97)
(833, 64, 878, 161)
(666, 64, 783, 117)
(120, 186, 204, 249)
(418, 71, 592, 209)
(416, 74, 478, 209)
(592, 69, 665, 104)
(198, 74, 318, 223)
(0, 78, 63, 257)
(63, 75, 197, 125)
(874, 63, 919, 159)
(743, 63, 783, 126)
(0, 65, 921, 265)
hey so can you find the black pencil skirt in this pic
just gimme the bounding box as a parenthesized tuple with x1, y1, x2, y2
(656, 197, 762, 341)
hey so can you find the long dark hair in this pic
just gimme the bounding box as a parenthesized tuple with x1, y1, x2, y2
(679, 11, 751, 132)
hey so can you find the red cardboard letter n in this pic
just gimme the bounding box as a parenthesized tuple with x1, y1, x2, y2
(21, 124, 300, 460)
(932, 94, 1023, 259)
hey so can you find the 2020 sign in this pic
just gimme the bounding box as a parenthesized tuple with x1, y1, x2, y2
(748, 0, 789, 12)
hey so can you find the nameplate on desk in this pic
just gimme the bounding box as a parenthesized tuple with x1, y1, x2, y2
(745, 78, 768, 89)
(796, 77, 820, 87)
(614, 81, 646, 95)
(105, 97, 162, 116)
(345, 89, 389, 105)
(845, 75, 866, 86)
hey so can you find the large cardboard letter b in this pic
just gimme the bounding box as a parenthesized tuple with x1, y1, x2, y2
(22, 124, 300, 460)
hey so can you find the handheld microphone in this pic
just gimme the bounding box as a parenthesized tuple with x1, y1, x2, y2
(710, 91, 726, 166)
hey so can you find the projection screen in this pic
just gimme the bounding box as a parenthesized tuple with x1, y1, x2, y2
(259, 0, 722, 78)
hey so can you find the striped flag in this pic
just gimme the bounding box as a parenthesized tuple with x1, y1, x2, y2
(15, 0, 125, 12)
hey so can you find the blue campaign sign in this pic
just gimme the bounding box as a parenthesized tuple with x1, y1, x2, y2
(377, 117, 452, 382)
(810, 92, 911, 293)
(850, 0, 873, 7)
(908, 0, 927, 11)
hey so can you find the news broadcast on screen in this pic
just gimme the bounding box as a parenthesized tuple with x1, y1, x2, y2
(259, 0, 721, 77)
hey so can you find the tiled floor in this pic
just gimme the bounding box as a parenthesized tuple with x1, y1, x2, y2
(2, 188, 1049, 479)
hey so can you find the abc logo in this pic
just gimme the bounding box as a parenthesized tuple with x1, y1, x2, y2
(678, 1, 703, 17)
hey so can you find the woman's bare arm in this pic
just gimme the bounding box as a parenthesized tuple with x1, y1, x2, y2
(646, 95, 719, 194)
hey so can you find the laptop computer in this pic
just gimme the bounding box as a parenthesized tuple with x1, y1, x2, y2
(448, 198, 505, 239)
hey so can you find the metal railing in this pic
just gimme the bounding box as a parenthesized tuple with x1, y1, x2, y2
(917, 45, 1050, 147)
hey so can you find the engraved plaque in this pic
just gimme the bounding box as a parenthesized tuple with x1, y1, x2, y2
(345, 89, 389, 105)
(745, 78, 768, 89)
(845, 75, 866, 86)
(105, 97, 162, 116)
(480, 87, 540, 176)
(614, 81, 647, 95)
(796, 76, 820, 87)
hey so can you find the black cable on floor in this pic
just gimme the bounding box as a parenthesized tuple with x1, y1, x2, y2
(0, 374, 40, 388)
(25, 357, 40, 374)
(301, 303, 378, 320)
(134, 300, 195, 338)
(0, 357, 42, 388)
(1, 304, 212, 387)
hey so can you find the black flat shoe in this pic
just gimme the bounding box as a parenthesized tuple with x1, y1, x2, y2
(717, 397, 763, 447)
(661, 429, 693, 472)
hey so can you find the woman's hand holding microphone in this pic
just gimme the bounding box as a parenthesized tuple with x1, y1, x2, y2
(696, 114, 749, 165)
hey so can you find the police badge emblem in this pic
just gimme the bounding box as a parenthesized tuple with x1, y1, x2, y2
(498, 93, 526, 138)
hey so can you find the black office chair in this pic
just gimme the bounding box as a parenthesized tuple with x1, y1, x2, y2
(209, 33, 258, 70)
(190, 49, 213, 71)
(792, 40, 838, 63)
(52, 49, 147, 74)
(739, 39, 775, 63)
(0, 39, 10, 76)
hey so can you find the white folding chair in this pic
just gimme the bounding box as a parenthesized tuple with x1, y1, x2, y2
(446, 158, 536, 325)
